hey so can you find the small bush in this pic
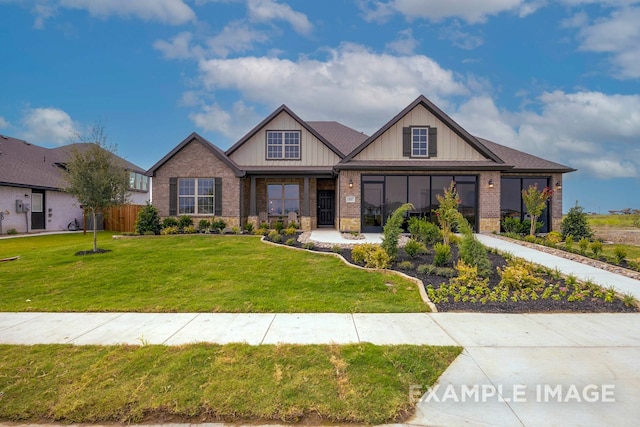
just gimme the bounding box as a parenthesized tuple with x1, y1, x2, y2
(259, 222, 269, 231)
(231, 226, 241, 235)
(404, 239, 427, 258)
(578, 237, 590, 254)
(524, 235, 537, 243)
(498, 261, 545, 290)
(302, 241, 315, 250)
(288, 221, 299, 229)
(285, 238, 296, 246)
(177, 215, 193, 230)
(244, 223, 254, 234)
(452, 260, 489, 287)
(211, 219, 226, 233)
(564, 235, 574, 251)
(274, 220, 285, 233)
(7, 228, 18, 235)
(284, 226, 297, 236)
(433, 267, 456, 278)
(590, 240, 603, 257)
(408, 217, 442, 245)
(183, 225, 196, 234)
(397, 260, 415, 270)
(135, 202, 161, 235)
(198, 219, 211, 231)
(162, 217, 178, 228)
(433, 243, 451, 267)
(458, 229, 492, 278)
(143, 230, 156, 236)
(351, 243, 378, 265)
(331, 244, 342, 254)
(545, 231, 562, 245)
(561, 203, 592, 240)
(417, 264, 436, 275)
(382, 203, 414, 259)
(501, 217, 524, 234)
(271, 233, 282, 243)
(351, 243, 390, 269)
(614, 246, 627, 264)
(160, 225, 179, 235)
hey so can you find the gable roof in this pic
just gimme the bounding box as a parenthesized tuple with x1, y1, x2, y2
(147, 132, 244, 177)
(342, 95, 503, 164)
(0, 135, 146, 190)
(225, 105, 346, 159)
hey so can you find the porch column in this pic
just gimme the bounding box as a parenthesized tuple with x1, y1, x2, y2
(249, 176, 257, 216)
(303, 177, 310, 216)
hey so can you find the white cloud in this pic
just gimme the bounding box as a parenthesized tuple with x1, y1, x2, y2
(385, 28, 419, 55)
(195, 43, 468, 135)
(153, 32, 200, 60)
(455, 91, 640, 179)
(206, 21, 270, 57)
(362, 0, 531, 24)
(247, 0, 313, 35)
(189, 101, 260, 138)
(21, 107, 78, 146)
(439, 21, 484, 49)
(0, 116, 9, 129)
(59, 0, 196, 25)
(575, 7, 640, 78)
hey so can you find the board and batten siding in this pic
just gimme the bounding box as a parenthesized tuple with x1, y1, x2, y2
(355, 105, 485, 161)
(229, 111, 341, 167)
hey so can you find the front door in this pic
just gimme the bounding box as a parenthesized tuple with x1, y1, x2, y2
(31, 190, 45, 230)
(317, 190, 335, 227)
(362, 182, 384, 232)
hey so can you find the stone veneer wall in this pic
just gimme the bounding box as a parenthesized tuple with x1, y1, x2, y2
(152, 139, 240, 228)
(478, 170, 501, 233)
(338, 171, 361, 232)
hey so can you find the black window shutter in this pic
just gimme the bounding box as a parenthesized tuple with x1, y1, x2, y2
(402, 127, 411, 157)
(215, 177, 222, 216)
(428, 127, 438, 157)
(169, 177, 177, 216)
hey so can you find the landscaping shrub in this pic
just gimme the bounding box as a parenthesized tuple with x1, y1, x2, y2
(143, 230, 155, 236)
(271, 233, 282, 243)
(177, 215, 193, 230)
(408, 217, 442, 245)
(351, 243, 390, 269)
(302, 241, 315, 250)
(521, 184, 553, 236)
(590, 240, 603, 257)
(274, 220, 285, 233)
(417, 264, 436, 275)
(397, 260, 415, 270)
(7, 228, 18, 235)
(545, 231, 562, 246)
(331, 244, 342, 254)
(134, 202, 161, 235)
(244, 223, 254, 234)
(404, 238, 427, 258)
(162, 217, 178, 228)
(561, 203, 592, 240)
(578, 237, 590, 254)
(564, 235, 574, 251)
(288, 220, 299, 229)
(433, 243, 451, 267)
(435, 182, 460, 246)
(198, 219, 211, 232)
(351, 243, 378, 264)
(160, 225, 179, 235)
(382, 203, 414, 259)
(614, 246, 627, 264)
(211, 219, 226, 233)
(284, 226, 297, 236)
(183, 225, 196, 234)
(231, 226, 240, 234)
(285, 238, 296, 246)
(501, 217, 524, 234)
(452, 260, 489, 288)
(267, 230, 279, 240)
(498, 260, 545, 290)
(457, 218, 492, 278)
(433, 267, 456, 278)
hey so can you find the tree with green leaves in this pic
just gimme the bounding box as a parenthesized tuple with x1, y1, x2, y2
(381, 202, 414, 259)
(521, 184, 553, 237)
(561, 202, 592, 240)
(64, 125, 130, 252)
(435, 181, 461, 246)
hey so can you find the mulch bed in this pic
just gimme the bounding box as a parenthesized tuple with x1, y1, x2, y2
(267, 233, 638, 313)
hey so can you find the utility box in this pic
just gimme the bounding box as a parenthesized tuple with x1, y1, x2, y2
(15, 200, 24, 213)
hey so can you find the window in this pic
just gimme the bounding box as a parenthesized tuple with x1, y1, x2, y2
(266, 131, 300, 160)
(178, 178, 215, 214)
(412, 127, 429, 157)
(267, 184, 299, 215)
(129, 172, 149, 192)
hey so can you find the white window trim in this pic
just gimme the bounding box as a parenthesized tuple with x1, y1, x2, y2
(411, 127, 429, 158)
(178, 178, 215, 215)
(266, 130, 301, 160)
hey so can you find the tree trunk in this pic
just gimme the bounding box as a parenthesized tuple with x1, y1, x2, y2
(92, 210, 98, 252)
(530, 215, 537, 237)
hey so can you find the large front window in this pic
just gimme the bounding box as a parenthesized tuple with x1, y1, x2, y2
(268, 184, 299, 215)
(179, 178, 215, 214)
(266, 131, 300, 160)
(412, 127, 429, 157)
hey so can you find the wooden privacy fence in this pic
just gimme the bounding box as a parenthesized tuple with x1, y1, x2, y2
(104, 204, 143, 233)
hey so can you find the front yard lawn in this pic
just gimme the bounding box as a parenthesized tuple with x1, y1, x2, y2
(0, 233, 427, 313)
(0, 343, 461, 425)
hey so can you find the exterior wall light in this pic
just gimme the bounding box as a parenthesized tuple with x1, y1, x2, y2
(488, 179, 494, 188)
(349, 179, 353, 188)
(556, 181, 562, 190)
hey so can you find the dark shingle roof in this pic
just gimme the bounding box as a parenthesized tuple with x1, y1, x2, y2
(306, 121, 369, 157)
(0, 135, 147, 190)
(477, 137, 575, 173)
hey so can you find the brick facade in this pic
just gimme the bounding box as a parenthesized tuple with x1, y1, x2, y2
(152, 139, 241, 228)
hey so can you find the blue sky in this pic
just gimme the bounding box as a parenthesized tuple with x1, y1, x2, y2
(1, 0, 639, 213)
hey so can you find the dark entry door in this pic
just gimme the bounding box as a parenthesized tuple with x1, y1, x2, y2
(317, 190, 335, 226)
(31, 190, 45, 230)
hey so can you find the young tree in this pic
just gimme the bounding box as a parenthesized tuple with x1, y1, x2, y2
(435, 181, 461, 246)
(521, 184, 553, 237)
(64, 125, 130, 252)
(381, 202, 414, 259)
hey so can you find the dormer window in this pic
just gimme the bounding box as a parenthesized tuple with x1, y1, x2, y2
(412, 127, 429, 157)
(266, 131, 301, 160)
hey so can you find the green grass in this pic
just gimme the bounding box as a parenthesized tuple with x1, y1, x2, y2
(0, 343, 461, 424)
(0, 233, 427, 312)
(587, 214, 639, 227)
(601, 243, 640, 262)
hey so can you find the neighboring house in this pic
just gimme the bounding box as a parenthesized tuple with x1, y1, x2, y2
(148, 95, 574, 233)
(0, 135, 149, 234)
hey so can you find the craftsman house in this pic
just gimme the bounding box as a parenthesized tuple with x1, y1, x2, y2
(0, 135, 149, 234)
(148, 95, 574, 233)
